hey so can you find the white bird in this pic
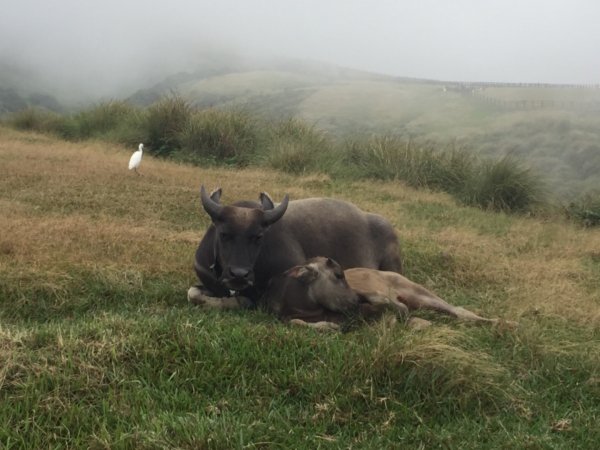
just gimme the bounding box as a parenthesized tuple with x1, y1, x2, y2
(128, 143, 144, 175)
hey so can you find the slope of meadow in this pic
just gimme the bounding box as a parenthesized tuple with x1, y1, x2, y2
(1, 127, 599, 448)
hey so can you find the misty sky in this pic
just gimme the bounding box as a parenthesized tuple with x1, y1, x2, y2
(1, 0, 599, 97)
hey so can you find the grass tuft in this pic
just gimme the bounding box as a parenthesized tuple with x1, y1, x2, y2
(178, 108, 262, 165)
(265, 118, 332, 173)
(356, 324, 516, 411)
(144, 95, 192, 156)
(57, 101, 138, 141)
(7, 107, 64, 133)
(338, 136, 544, 213)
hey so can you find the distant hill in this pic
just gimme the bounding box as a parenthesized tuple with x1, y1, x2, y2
(0, 61, 65, 114)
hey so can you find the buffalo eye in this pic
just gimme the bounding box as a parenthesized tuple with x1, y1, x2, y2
(334, 271, 344, 280)
(250, 234, 264, 244)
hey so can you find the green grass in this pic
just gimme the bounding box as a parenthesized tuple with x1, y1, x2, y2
(1, 285, 597, 449)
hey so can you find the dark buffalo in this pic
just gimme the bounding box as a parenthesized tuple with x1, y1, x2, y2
(189, 186, 402, 304)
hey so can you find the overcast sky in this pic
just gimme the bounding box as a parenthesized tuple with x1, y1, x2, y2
(1, 0, 599, 97)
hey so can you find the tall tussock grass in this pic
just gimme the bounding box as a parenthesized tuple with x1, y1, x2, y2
(566, 191, 600, 227)
(265, 118, 333, 173)
(341, 136, 475, 192)
(462, 155, 546, 212)
(59, 101, 137, 140)
(341, 136, 544, 212)
(178, 108, 262, 165)
(4, 97, 549, 215)
(6, 102, 143, 144)
(7, 107, 63, 133)
(144, 96, 191, 155)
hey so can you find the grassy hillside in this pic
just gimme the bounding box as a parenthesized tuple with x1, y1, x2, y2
(3, 55, 599, 198)
(5, 99, 550, 215)
(1, 127, 599, 448)
(128, 66, 600, 199)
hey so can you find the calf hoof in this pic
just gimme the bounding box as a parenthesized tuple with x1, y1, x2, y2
(493, 318, 519, 331)
(407, 317, 432, 330)
(393, 301, 410, 318)
(187, 286, 205, 305)
(382, 313, 398, 328)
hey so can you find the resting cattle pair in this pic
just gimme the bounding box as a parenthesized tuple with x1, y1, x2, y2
(189, 255, 507, 330)
(188, 187, 510, 329)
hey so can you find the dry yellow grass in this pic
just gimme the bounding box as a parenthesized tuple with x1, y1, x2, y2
(1, 126, 599, 328)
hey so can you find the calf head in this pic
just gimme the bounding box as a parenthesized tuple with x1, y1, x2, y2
(286, 257, 359, 313)
(200, 185, 289, 291)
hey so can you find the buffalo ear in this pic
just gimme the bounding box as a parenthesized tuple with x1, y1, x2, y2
(288, 265, 318, 284)
(210, 187, 222, 203)
(259, 192, 275, 210)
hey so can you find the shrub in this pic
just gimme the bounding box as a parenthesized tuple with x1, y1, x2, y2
(265, 119, 332, 173)
(178, 108, 262, 165)
(433, 146, 477, 195)
(566, 191, 600, 227)
(339, 137, 544, 213)
(57, 101, 137, 140)
(144, 96, 192, 156)
(465, 156, 546, 212)
(339, 136, 405, 180)
(7, 107, 64, 133)
(102, 108, 148, 146)
(339, 136, 475, 194)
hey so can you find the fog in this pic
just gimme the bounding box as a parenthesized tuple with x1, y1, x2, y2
(1, 0, 599, 101)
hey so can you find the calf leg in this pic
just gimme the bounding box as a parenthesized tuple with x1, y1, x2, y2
(396, 286, 504, 324)
(289, 319, 340, 331)
(360, 294, 409, 319)
(187, 286, 252, 310)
